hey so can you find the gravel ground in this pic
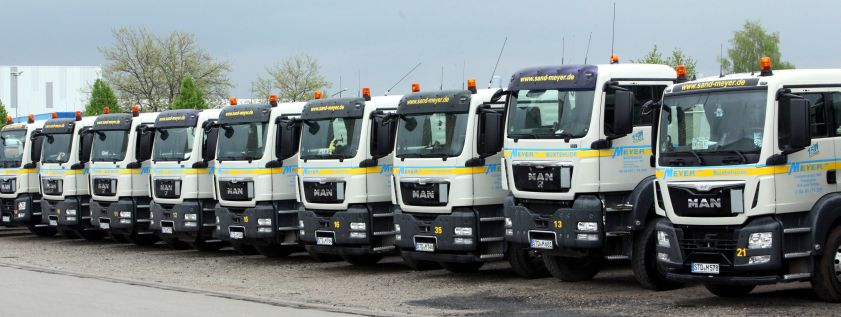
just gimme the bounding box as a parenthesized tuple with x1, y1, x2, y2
(0, 227, 836, 316)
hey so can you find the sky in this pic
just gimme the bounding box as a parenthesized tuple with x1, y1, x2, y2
(1, 0, 838, 98)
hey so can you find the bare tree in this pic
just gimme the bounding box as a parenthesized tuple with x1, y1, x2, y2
(250, 77, 273, 103)
(258, 54, 331, 102)
(100, 27, 233, 111)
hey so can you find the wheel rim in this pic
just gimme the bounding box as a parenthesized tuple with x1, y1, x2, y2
(834, 246, 841, 283)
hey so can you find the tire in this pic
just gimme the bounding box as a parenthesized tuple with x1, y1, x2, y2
(306, 249, 342, 262)
(704, 284, 755, 297)
(128, 233, 159, 246)
(188, 240, 226, 252)
(439, 261, 484, 273)
(342, 254, 384, 266)
(231, 243, 259, 255)
(163, 237, 191, 250)
(812, 225, 841, 302)
(543, 254, 603, 282)
(401, 254, 440, 271)
(632, 220, 683, 290)
(255, 244, 294, 258)
(28, 225, 57, 237)
(79, 230, 105, 241)
(508, 242, 550, 279)
(108, 232, 130, 243)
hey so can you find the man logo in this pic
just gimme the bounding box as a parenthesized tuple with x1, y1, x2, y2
(412, 190, 436, 199)
(688, 198, 721, 208)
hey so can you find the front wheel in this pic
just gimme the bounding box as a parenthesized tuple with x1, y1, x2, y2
(508, 243, 549, 278)
(255, 244, 294, 258)
(812, 225, 841, 302)
(543, 254, 603, 282)
(704, 284, 755, 297)
(28, 225, 57, 237)
(439, 261, 484, 273)
(632, 220, 683, 290)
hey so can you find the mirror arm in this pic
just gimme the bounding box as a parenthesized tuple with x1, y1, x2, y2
(359, 158, 378, 168)
(126, 161, 142, 169)
(465, 157, 485, 167)
(265, 159, 282, 168)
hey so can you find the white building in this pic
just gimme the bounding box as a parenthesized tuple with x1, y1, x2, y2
(0, 66, 102, 119)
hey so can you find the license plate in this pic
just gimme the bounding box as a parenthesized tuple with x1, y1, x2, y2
(2, 216, 9, 222)
(530, 239, 554, 250)
(317, 237, 334, 246)
(100, 222, 110, 229)
(229, 231, 244, 239)
(161, 226, 173, 234)
(415, 242, 435, 252)
(691, 262, 720, 274)
(49, 219, 58, 226)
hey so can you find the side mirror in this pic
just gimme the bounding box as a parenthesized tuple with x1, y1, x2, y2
(782, 97, 812, 152)
(79, 128, 94, 164)
(370, 113, 397, 159)
(30, 130, 44, 163)
(203, 124, 219, 161)
(276, 118, 301, 161)
(608, 90, 634, 138)
(134, 125, 155, 162)
(477, 108, 504, 158)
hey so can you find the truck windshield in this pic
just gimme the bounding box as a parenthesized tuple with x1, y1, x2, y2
(42, 133, 73, 164)
(217, 122, 267, 161)
(154, 127, 194, 161)
(0, 130, 26, 167)
(395, 112, 468, 158)
(507, 89, 595, 139)
(658, 90, 767, 166)
(300, 118, 362, 160)
(91, 130, 129, 162)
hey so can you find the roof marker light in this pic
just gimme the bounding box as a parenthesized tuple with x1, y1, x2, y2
(132, 105, 140, 117)
(75, 111, 82, 121)
(27, 114, 34, 123)
(362, 87, 371, 101)
(103, 106, 110, 114)
(467, 78, 477, 94)
(610, 54, 619, 64)
(760, 56, 773, 76)
(229, 98, 237, 105)
(411, 83, 420, 93)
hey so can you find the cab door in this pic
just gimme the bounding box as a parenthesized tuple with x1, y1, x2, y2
(775, 90, 837, 213)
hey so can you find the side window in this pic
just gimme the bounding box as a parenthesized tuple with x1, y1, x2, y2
(605, 85, 667, 134)
(832, 92, 841, 136)
(801, 93, 827, 138)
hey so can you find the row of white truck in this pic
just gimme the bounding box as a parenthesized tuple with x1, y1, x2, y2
(4, 57, 841, 301)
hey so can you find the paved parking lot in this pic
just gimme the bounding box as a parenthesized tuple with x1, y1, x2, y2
(0, 227, 835, 316)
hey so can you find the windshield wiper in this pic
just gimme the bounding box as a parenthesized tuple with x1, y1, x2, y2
(508, 133, 538, 140)
(718, 149, 749, 164)
(302, 154, 349, 160)
(396, 153, 450, 159)
(687, 150, 704, 165)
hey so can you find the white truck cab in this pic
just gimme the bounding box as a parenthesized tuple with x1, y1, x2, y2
(39, 112, 102, 240)
(88, 108, 159, 245)
(213, 98, 305, 257)
(0, 116, 52, 236)
(654, 59, 841, 301)
(148, 109, 223, 250)
(501, 63, 679, 288)
(392, 83, 508, 272)
(297, 90, 400, 265)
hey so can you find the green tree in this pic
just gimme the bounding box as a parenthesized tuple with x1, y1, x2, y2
(254, 54, 331, 102)
(632, 45, 698, 78)
(0, 99, 7, 128)
(170, 76, 207, 110)
(721, 20, 795, 73)
(84, 79, 121, 115)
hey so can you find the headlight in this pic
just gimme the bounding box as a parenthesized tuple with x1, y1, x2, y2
(454, 237, 473, 245)
(184, 213, 198, 221)
(454, 227, 473, 236)
(66, 209, 77, 216)
(119, 211, 132, 218)
(184, 221, 197, 227)
(394, 224, 401, 233)
(748, 232, 773, 249)
(657, 252, 670, 262)
(257, 218, 272, 226)
(350, 222, 366, 231)
(505, 217, 512, 228)
(349, 232, 366, 239)
(657, 231, 670, 248)
(576, 234, 598, 241)
(577, 222, 598, 232)
(749, 255, 771, 264)
(258, 227, 272, 233)
(298, 220, 304, 228)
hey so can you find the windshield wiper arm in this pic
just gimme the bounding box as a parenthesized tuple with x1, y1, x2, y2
(508, 133, 537, 140)
(688, 150, 704, 165)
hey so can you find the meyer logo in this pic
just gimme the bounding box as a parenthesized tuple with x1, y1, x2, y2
(310, 104, 345, 112)
(406, 97, 450, 105)
(158, 115, 186, 122)
(44, 123, 66, 129)
(160, 183, 174, 191)
(688, 198, 722, 208)
(518, 74, 576, 83)
(224, 110, 254, 117)
(412, 189, 436, 199)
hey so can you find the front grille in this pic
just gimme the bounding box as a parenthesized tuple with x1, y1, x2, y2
(400, 182, 448, 206)
(219, 180, 253, 201)
(93, 178, 117, 196)
(303, 181, 344, 203)
(42, 178, 63, 195)
(154, 179, 181, 199)
(669, 184, 743, 217)
(511, 165, 571, 193)
(0, 178, 15, 194)
(676, 226, 739, 268)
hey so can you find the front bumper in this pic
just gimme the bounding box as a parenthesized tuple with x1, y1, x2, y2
(150, 200, 215, 241)
(503, 195, 604, 252)
(299, 203, 395, 256)
(214, 201, 300, 246)
(655, 216, 784, 285)
(394, 206, 498, 263)
(42, 196, 98, 231)
(90, 197, 152, 235)
(5, 194, 44, 226)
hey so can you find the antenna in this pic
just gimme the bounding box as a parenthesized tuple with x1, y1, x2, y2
(357, 70, 361, 97)
(440, 66, 444, 90)
(562, 37, 565, 64)
(583, 32, 593, 64)
(462, 60, 466, 90)
(488, 36, 507, 88)
(719, 43, 724, 77)
(610, 2, 616, 57)
(385, 62, 422, 95)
